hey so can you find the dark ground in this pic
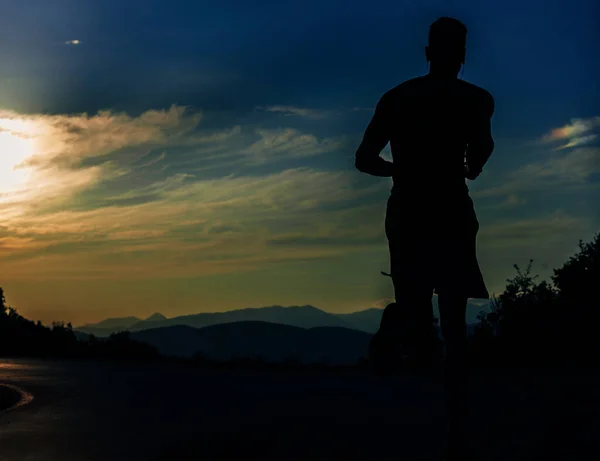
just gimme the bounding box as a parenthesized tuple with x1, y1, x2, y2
(0, 358, 598, 460)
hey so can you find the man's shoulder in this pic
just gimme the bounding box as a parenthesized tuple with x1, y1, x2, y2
(381, 76, 426, 100)
(457, 80, 494, 107)
(381, 76, 493, 98)
(378, 77, 494, 113)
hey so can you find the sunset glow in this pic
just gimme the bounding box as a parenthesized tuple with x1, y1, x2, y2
(0, 116, 36, 195)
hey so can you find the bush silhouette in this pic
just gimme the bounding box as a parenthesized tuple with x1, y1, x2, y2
(0, 288, 158, 362)
(471, 232, 599, 369)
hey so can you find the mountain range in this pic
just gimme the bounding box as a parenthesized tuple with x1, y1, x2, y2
(77, 301, 487, 337)
(75, 303, 487, 365)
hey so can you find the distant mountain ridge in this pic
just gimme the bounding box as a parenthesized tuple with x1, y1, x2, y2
(77, 305, 354, 337)
(79, 316, 142, 331)
(76, 301, 487, 337)
(78, 312, 169, 335)
(145, 313, 167, 322)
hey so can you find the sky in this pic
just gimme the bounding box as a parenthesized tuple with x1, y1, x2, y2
(0, 0, 598, 325)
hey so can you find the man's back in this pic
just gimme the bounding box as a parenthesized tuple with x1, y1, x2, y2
(358, 74, 494, 203)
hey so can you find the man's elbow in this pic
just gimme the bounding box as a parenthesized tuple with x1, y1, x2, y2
(355, 158, 366, 173)
(473, 136, 494, 157)
(488, 137, 495, 155)
(355, 152, 368, 173)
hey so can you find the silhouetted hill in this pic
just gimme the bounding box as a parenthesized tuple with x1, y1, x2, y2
(131, 321, 372, 365)
(73, 331, 92, 341)
(78, 305, 354, 337)
(145, 313, 167, 322)
(77, 302, 485, 337)
(334, 308, 383, 333)
(78, 316, 141, 332)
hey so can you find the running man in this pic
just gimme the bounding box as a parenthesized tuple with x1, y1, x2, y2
(355, 17, 495, 460)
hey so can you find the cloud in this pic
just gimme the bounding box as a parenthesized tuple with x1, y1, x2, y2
(0, 105, 208, 217)
(0, 105, 350, 219)
(257, 105, 332, 119)
(474, 146, 600, 200)
(0, 236, 50, 251)
(541, 116, 600, 150)
(257, 106, 328, 119)
(242, 128, 342, 164)
(137, 151, 166, 168)
(8, 104, 202, 169)
(527, 146, 600, 182)
(257, 105, 372, 119)
(480, 211, 585, 247)
(501, 194, 526, 208)
(0, 102, 379, 282)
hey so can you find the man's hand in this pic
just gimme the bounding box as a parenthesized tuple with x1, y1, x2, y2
(355, 155, 395, 177)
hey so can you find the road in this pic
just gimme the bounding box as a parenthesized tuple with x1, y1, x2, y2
(0, 359, 598, 460)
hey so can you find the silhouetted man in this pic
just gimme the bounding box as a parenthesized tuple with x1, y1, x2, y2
(355, 17, 494, 460)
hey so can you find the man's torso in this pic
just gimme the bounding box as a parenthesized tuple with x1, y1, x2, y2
(381, 75, 492, 202)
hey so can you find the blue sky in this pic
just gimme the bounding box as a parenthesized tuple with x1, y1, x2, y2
(0, 0, 598, 325)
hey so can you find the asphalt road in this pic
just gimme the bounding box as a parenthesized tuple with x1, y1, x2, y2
(0, 359, 598, 460)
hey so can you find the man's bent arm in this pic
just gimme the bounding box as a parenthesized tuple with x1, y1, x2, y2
(465, 92, 495, 180)
(355, 96, 394, 177)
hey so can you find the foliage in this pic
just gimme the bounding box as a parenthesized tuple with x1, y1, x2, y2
(0, 287, 158, 361)
(471, 232, 600, 368)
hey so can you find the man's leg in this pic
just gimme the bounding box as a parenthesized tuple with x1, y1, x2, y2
(395, 286, 435, 368)
(438, 293, 469, 455)
(382, 212, 437, 370)
(386, 234, 436, 368)
(370, 281, 434, 376)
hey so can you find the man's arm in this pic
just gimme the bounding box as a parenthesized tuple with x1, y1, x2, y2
(355, 94, 394, 177)
(465, 91, 495, 180)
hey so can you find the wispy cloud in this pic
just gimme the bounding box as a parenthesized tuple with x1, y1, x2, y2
(500, 194, 526, 208)
(522, 146, 600, 181)
(0, 167, 382, 281)
(541, 116, 600, 150)
(0, 105, 205, 217)
(474, 146, 600, 200)
(480, 210, 585, 248)
(0, 106, 378, 282)
(137, 151, 166, 168)
(242, 128, 342, 164)
(257, 105, 332, 120)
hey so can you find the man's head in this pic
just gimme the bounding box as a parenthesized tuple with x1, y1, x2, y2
(425, 17, 467, 76)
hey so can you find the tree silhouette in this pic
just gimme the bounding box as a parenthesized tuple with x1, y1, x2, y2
(551, 232, 600, 365)
(0, 287, 158, 361)
(473, 232, 600, 369)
